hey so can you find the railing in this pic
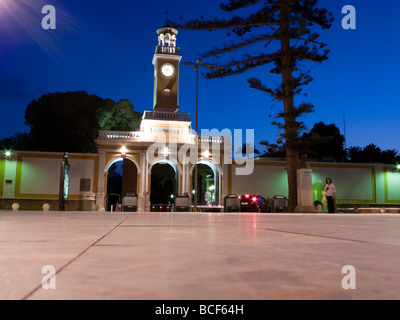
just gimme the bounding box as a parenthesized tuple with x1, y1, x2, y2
(97, 130, 225, 145)
(155, 45, 180, 55)
(144, 111, 190, 121)
(97, 131, 141, 141)
(198, 136, 224, 144)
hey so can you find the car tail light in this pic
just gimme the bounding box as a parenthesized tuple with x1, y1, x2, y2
(252, 197, 257, 202)
(245, 194, 250, 199)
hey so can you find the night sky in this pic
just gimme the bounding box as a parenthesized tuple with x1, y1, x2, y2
(1, 0, 400, 152)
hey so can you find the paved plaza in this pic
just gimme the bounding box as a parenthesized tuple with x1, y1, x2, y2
(0, 210, 399, 300)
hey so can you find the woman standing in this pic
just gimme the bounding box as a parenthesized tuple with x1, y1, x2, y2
(324, 178, 336, 213)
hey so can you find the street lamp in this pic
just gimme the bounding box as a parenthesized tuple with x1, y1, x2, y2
(183, 59, 213, 212)
(209, 185, 215, 201)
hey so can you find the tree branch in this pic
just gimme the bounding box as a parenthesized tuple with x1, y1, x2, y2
(200, 32, 281, 58)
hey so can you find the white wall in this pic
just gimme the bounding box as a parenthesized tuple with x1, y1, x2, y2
(20, 157, 59, 195)
(230, 161, 377, 202)
(386, 170, 400, 202)
(17, 153, 97, 198)
(311, 166, 375, 201)
(3, 160, 17, 198)
(231, 163, 288, 198)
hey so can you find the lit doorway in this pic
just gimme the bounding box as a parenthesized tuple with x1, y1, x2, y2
(192, 162, 220, 205)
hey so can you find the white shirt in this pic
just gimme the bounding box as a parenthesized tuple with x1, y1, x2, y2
(325, 183, 336, 197)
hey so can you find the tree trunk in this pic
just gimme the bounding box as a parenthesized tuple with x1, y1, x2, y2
(280, 0, 298, 212)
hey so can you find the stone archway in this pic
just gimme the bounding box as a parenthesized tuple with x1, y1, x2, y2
(105, 156, 140, 211)
(192, 160, 222, 205)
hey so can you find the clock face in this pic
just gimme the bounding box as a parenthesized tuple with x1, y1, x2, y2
(161, 63, 175, 77)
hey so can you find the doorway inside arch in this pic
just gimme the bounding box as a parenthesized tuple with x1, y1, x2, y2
(150, 162, 178, 206)
(192, 162, 220, 205)
(106, 158, 138, 211)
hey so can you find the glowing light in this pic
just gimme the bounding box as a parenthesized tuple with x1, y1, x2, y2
(5, 151, 12, 157)
(120, 146, 127, 155)
(203, 150, 210, 158)
(397, 164, 400, 170)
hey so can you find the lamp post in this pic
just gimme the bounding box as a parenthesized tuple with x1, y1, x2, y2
(183, 59, 213, 212)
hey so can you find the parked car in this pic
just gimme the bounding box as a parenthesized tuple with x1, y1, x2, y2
(206, 201, 223, 213)
(239, 194, 271, 212)
(150, 204, 172, 212)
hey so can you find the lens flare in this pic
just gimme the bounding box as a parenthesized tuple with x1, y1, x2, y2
(0, 0, 78, 58)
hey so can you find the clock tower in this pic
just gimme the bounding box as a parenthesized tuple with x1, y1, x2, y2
(152, 26, 182, 112)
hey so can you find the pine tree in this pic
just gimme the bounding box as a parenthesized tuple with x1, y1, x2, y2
(170, 0, 333, 211)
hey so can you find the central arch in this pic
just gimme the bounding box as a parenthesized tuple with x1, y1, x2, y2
(149, 159, 180, 206)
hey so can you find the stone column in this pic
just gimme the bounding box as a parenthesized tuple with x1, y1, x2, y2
(96, 152, 106, 211)
(138, 153, 147, 212)
(295, 168, 316, 213)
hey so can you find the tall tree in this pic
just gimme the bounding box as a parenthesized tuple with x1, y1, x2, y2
(24, 92, 142, 153)
(171, 0, 333, 211)
(301, 122, 345, 162)
(25, 91, 115, 153)
(98, 99, 142, 131)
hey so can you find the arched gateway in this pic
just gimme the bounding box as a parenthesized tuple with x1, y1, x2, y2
(94, 26, 228, 211)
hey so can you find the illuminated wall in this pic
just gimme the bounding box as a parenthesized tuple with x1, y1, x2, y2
(1, 151, 399, 208)
(384, 166, 400, 203)
(229, 162, 288, 197)
(310, 164, 376, 202)
(229, 160, 378, 203)
(11, 152, 99, 200)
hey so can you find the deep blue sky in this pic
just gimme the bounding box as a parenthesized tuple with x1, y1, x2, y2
(1, 0, 400, 153)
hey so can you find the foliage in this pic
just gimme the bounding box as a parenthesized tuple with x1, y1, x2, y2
(98, 99, 142, 131)
(0, 134, 30, 152)
(20, 91, 142, 153)
(24, 91, 114, 153)
(235, 142, 261, 159)
(346, 144, 399, 164)
(300, 122, 345, 162)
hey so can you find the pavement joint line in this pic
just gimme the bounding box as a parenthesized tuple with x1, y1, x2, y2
(20, 215, 130, 300)
(263, 228, 368, 243)
(119, 224, 207, 228)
